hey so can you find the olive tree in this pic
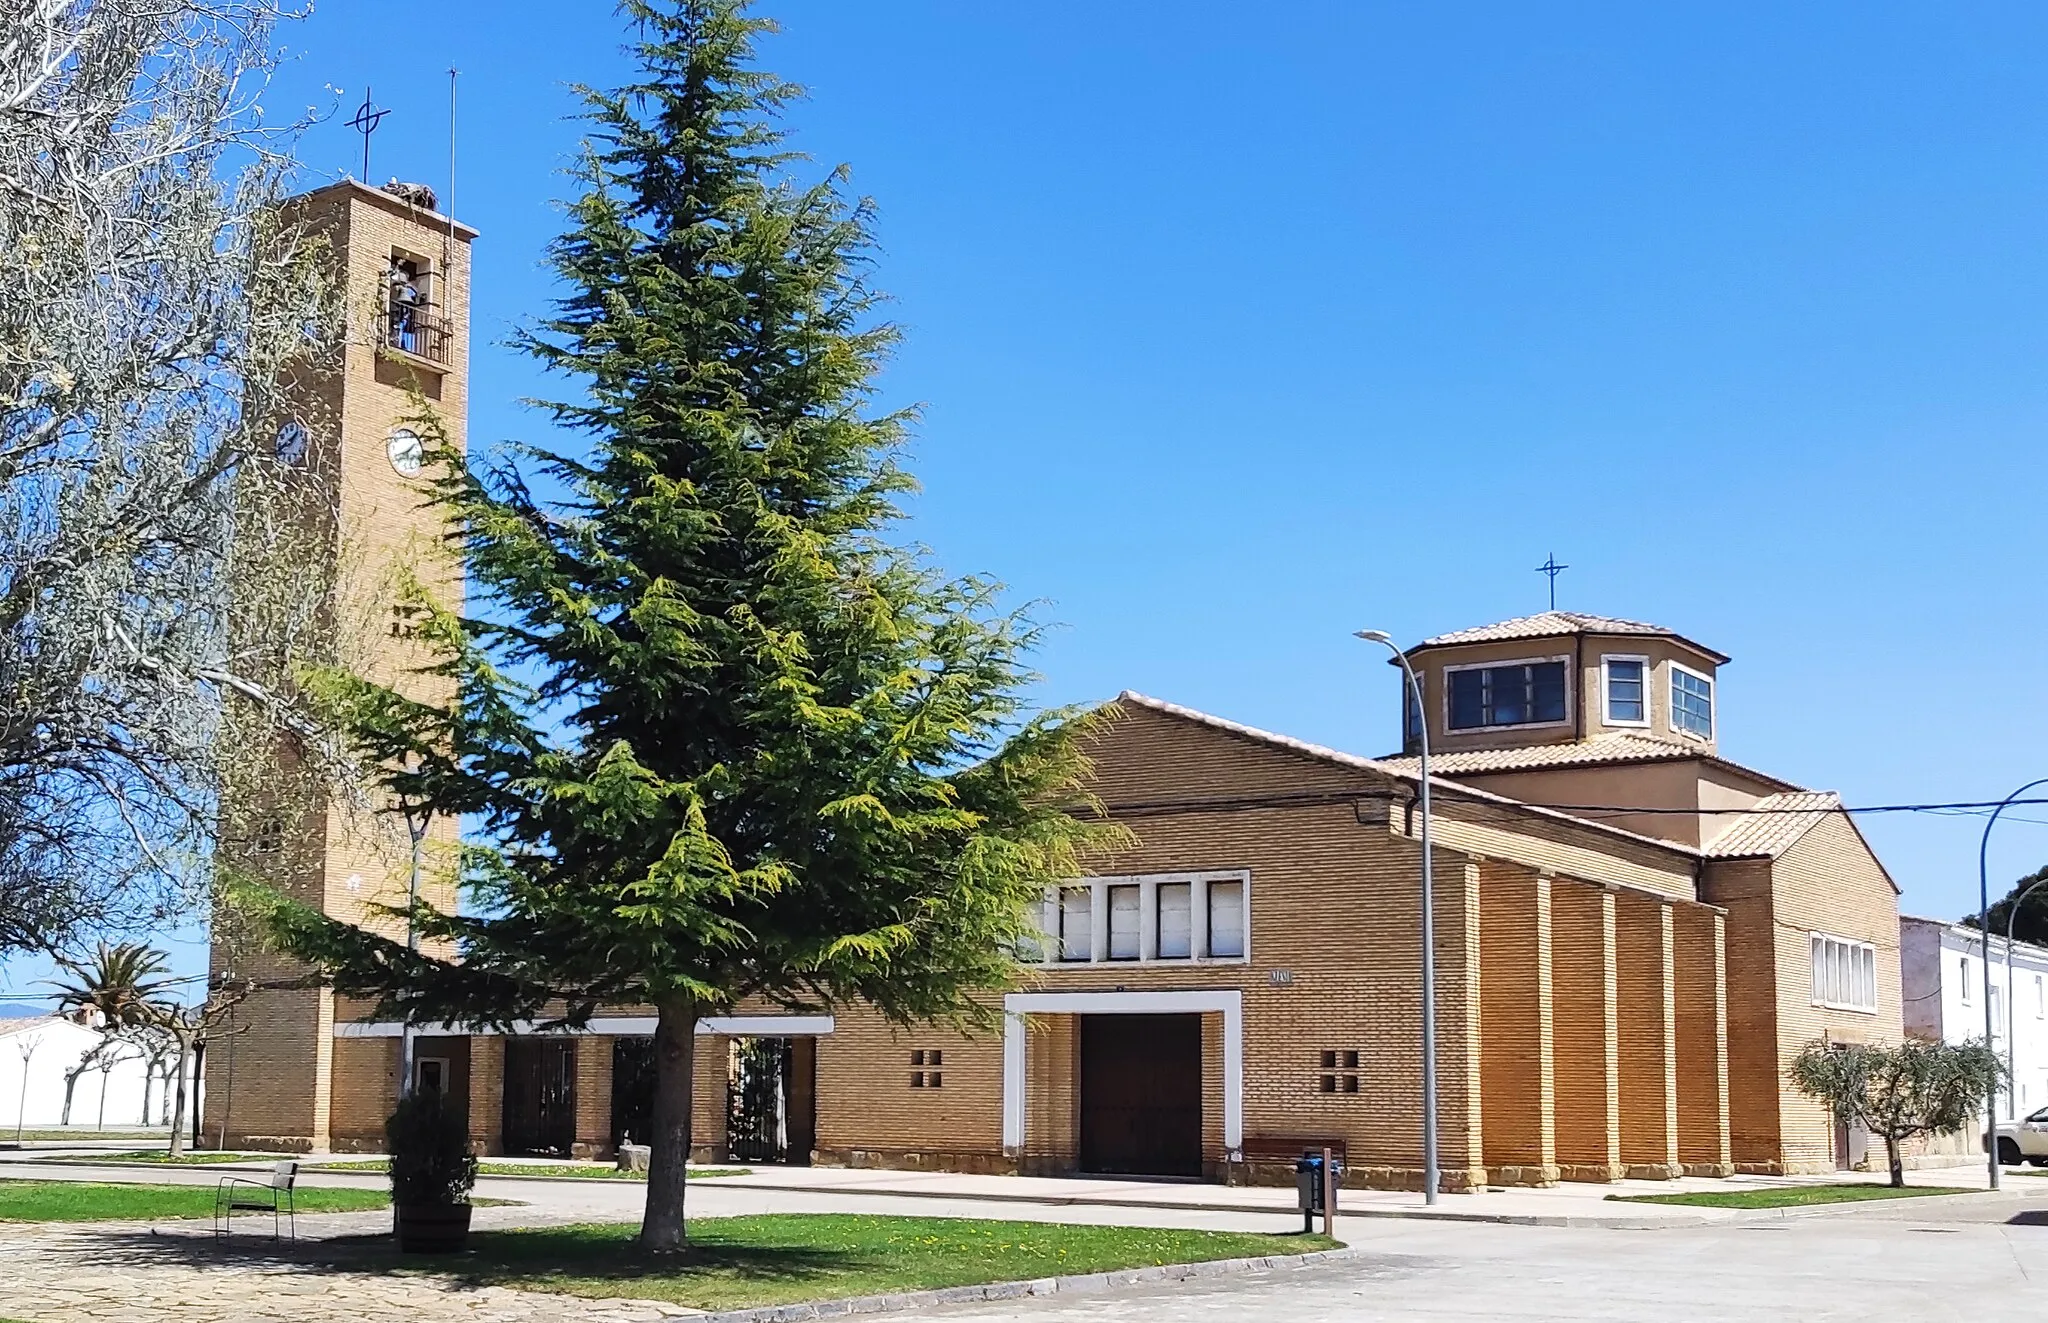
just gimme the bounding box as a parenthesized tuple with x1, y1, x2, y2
(1789, 1038, 2004, 1187)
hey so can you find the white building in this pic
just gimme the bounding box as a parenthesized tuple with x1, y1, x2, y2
(0, 1015, 188, 1132)
(1901, 915, 2048, 1121)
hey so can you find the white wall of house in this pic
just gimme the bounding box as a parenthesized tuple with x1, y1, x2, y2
(1901, 916, 2048, 1121)
(0, 1016, 190, 1130)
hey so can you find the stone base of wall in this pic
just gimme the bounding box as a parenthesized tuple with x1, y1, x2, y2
(1558, 1162, 1628, 1183)
(216, 1132, 324, 1155)
(1487, 1163, 1561, 1188)
(1624, 1161, 1682, 1180)
(814, 1147, 1021, 1176)
(1682, 1161, 1735, 1178)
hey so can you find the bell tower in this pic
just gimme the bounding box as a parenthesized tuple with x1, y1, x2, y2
(205, 180, 475, 1152)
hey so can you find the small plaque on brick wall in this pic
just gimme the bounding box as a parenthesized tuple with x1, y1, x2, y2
(1270, 969, 1295, 986)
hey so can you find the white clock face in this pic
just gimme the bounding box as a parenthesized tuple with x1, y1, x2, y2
(387, 427, 425, 477)
(274, 419, 308, 465)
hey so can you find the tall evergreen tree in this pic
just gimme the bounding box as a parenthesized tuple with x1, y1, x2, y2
(247, 0, 1118, 1249)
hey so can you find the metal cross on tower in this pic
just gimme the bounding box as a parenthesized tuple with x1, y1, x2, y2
(348, 87, 389, 183)
(1534, 553, 1569, 610)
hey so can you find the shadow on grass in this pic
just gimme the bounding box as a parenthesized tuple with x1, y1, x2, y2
(36, 1214, 1335, 1312)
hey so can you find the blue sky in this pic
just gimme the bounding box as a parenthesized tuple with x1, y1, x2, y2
(9, 0, 2048, 1001)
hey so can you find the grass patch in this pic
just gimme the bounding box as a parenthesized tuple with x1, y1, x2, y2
(310, 1159, 750, 1181)
(1608, 1184, 1974, 1209)
(0, 1129, 165, 1143)
(40, 1150, 275, 1165)
(0, 1180, 389, 1222)
(392, 1214, 1331, 1311)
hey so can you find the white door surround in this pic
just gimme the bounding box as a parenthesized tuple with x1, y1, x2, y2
(1000, 989, 1243, 1157)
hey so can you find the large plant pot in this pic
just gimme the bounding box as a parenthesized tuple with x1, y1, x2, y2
(395, 1202, 472, 1254)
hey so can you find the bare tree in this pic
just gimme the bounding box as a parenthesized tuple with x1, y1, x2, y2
(0, 0, 345, 957)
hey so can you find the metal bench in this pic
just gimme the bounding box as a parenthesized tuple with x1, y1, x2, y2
(214, 1160, 298, 1242)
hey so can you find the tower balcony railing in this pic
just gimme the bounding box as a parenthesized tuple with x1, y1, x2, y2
(385, 300, 451, 366)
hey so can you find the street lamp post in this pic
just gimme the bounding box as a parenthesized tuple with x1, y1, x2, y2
(2003, 874, 2048, 1126)
(1978, 778, 2048, 1190)
(1356, 629, 1439, 1206)
(397, 793, 431, 1103)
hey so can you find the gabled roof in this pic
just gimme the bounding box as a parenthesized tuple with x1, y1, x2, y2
(1114, 691, 1701, 860)
(1404, 611, 1732, 665)
(1703, 791, 1842, 859)
(1375, 733, 1801, 791)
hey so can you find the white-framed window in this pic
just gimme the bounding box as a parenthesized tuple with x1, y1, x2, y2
(1207, 880, 1246, 958)
(1810, 932, 1877, 1013)
(1961, 956, 1972, 1004)
(1028, 872, 1250, 966)
(1157, 882, 1193, 959)
(1107, 884, 1141, 961)
(1445, 655, 1571, 732)
(1670, 663, 1714, 738)
(1992, 984, 2005, 1042)
(1058, 887, 1092, 962)
(1602, 655, 1650, 726)
(2036, 973, 2044, 1019)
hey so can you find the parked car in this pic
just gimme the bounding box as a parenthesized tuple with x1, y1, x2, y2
(1987, 1106, 2048, 1166)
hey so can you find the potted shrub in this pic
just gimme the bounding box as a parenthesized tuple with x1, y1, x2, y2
(386, 1091, 479, 1253)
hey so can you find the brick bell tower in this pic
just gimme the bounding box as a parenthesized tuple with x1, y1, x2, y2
(204, 180, 475, 1152)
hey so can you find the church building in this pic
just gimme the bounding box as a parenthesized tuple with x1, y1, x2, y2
(203, 183, 1901, 1189)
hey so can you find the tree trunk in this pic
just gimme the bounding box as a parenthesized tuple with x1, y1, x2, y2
(1886, 1134, 1904, 1188)
(166, 1035, 192, 1157)
(639, 995, 699, 1251)
(60, 1072, 81, 1126)
(140, 1068, 154, 1128)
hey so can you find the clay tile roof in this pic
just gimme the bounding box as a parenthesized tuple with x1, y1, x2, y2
(1406, 611, 1731, 664)
(1376, 733, 1695, 777)
(1703, 791, 1843, 859)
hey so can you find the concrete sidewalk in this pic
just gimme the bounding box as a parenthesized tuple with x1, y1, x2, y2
(6, 1144, 2034, 1230)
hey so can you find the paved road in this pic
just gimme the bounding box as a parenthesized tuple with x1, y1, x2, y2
(879, 1202, 2048, 1322)
(5, 1161, 2045, 1321)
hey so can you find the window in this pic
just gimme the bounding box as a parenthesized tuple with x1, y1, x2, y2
(1402, 679, 1425, 746)
(1208, 881, 1246, 959)
(1810, 933, 1876, 1012)
(1992, 985, 2004, 1041)
(1031, 873, 1250, 965)
(910, 1049, 943, 1089)
(1671, 665, 1714, 738)
(1962, 957, 1972, 1004)
(1318, 1049, 1361, 1095)
(1157, 883, 1193, 959)
(1603, 656, 1647, 725)
(1447, 660, 1568, 731)
(1107, 885, 1141, 960)
(2036, 974, 2043, 1019)
(1058, 888, 1091, 962)
(414, 1057, 449, 1096)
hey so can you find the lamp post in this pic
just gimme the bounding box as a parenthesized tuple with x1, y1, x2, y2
(397, 786, 431, 1103)
(2003, 874, 2048, 1125)
(1356, 629, 1439, 1206)
(1978, 778, 2048, 1189)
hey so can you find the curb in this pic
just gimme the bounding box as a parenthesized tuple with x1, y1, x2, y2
(678, 1247, 1359, 1323)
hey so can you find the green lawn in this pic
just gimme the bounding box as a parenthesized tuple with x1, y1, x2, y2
(388, 1215, 1331, 1311)
(1608, 1183, 1973, 1209)
(312, 1159, 750, 1181)
(41, 1150, 274, 1165)
(1, 1129, 164, 1142)
(0, 1180, 389, 1222)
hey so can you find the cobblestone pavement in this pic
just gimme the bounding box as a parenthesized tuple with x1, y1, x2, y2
(0, 1210, 700, 1323)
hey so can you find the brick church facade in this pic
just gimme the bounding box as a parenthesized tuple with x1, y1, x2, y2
(206, 184, 1902, 1189)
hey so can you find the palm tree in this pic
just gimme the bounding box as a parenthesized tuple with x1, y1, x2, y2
(47, 943, 175, 1030)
